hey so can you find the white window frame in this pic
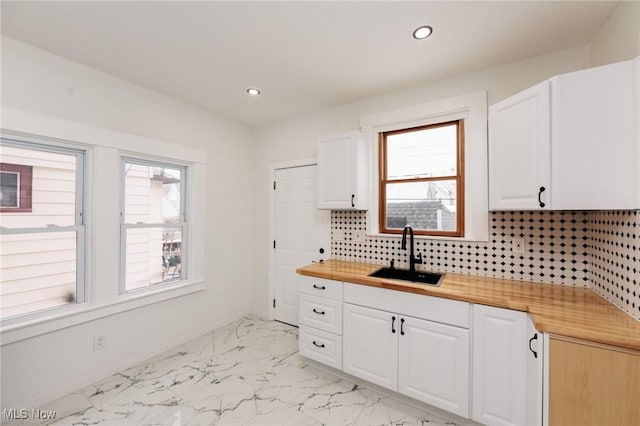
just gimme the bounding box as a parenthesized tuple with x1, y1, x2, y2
(119, 156, 188, 294)
(360, 91, 489, 242)
(1, 107, 206, 345)
(0, 134, 87, 320)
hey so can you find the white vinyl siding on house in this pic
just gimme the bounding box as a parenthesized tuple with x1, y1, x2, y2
(0, 142, 83, 319)
(123, 165, 165, 289)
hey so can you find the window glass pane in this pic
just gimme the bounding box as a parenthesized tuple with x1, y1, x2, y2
(125, 227, 183, 291)
(0, 172, 19, 207)
(385, 180, 458, 231)
(124, 163, 182, 224)
(386, 124, 457, 180)
(0, 145, 76, 227)
(0, 231, 77, 318)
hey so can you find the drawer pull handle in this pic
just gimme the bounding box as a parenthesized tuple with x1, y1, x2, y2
(391, 316, 396, 333)
(529, 333, 538, 358)
(312, 341, 325, 348)
(538, 186, 546, 208)
(313, 284, 326, 290)
(400, 318, 405, 336)
(313, 308, 326, 315)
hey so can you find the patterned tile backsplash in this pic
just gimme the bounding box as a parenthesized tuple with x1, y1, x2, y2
(330, 209, 640, 320)
(588, 210, 639, 320)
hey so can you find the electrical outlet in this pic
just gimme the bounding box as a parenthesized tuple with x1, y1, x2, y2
(94, 335, 106, 352)
(353, 230, 366, 243)
(512, 237, 525, 254)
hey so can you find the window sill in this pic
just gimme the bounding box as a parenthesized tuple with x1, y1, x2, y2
(0, 279, 205, 345)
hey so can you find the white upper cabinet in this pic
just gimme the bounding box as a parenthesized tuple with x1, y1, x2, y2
(489, 81, 551, 210)
(317, 131, 368, 210)
(489, 57, 639, 210)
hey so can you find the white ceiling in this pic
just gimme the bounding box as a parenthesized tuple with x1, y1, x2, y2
(1, 1, 618, 127)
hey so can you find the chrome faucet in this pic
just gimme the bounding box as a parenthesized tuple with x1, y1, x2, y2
(401, 225, 422, 273)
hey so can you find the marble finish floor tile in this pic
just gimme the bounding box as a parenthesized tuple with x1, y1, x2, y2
(6, 316, 460, 426)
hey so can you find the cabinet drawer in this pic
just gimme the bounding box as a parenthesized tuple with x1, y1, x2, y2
(299, 293, 342, 335)
(299, 325, 342, 369)
(299, 275, 343, 301)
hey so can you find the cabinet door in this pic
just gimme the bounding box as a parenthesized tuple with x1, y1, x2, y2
(525, 317, 543, 426)
(489, 81, 551, 210)
(398, 315, 470, 418)
(317, 131, 364, 210)
(549, 337, 640, 426)
(343, 303, 398, 390)
(472, 305, 535, 426)
(551, 59, 636, 209)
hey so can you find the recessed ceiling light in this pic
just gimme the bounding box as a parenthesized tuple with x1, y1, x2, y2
(412, 25, 433, 40)
(247, 88, 261, 96)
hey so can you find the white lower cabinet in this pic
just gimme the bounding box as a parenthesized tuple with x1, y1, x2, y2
(398, 315, 470, 417)
(342, 303, 399, 390)
(472, 304, 544, 426)
(343, 302, 470, 418)
(298, 277, 344, 369)
(297, 279, 546, 424)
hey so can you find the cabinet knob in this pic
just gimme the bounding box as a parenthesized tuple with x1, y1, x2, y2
(351, 194, 355, 208)
(391, 316, 396, 333)
(538, 186, 546, 208)
(312, 341, 325, 348)
(312, 308, 326, 315)
(400, 318, 405, 336)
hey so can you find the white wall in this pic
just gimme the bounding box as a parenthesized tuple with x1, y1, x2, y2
(0, 37, 254, 408)
(249, 46, 591, 317)
(589, 1, 640, 67)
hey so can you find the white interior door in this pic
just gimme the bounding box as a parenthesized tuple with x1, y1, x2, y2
(274, 165, 330, 326)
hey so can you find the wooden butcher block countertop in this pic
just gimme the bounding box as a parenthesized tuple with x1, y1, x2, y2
(296, 259, 640, 352)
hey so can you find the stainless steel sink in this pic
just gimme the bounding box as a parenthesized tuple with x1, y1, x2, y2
(369, 267, 444, 286)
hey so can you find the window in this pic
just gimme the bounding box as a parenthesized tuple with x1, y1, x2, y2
(1, 163, 33, 212)
(0, 138, 85, 319)
(121, 158, 186, 292)
(379, 120, 464, 237)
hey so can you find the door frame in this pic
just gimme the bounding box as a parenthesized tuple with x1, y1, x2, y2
(268, 158, 317, 320)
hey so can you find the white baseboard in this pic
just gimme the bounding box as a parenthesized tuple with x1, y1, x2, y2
(18, 310, 250, 410)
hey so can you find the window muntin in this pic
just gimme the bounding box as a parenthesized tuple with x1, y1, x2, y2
(379, 120, 464, 237)
(0, 140, 85, 319)
(121, 159, 186, 292)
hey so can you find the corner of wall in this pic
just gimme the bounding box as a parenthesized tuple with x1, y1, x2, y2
(586, 210, 640, 321)
(589, 1, 640, 67)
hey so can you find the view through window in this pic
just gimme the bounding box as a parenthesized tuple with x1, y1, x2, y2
(121, 159, 186, 291)
(379, 120, 464, 237)
(0, 140, 85, 319)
